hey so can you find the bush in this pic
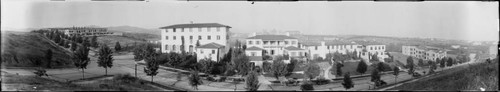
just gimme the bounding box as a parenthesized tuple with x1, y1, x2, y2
(300, 81, 314, 91)
(312, 77, 330, 85)
(113, 74, 138, 83)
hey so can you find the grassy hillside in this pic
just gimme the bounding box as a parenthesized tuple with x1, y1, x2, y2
(97, 35, 151, 51)
(1, 31, 73, 68)
(389, 58, 498, 91)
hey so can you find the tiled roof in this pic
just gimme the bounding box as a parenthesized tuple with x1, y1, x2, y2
(246, 35, 297, 40)
(246, 46, 264, 51)
(284, 46, 304, 50)
(248, 56, 263, 61)
(197, 42, 225, 49)
(300, 41, 356, 46)
(159, 23, 231, 29)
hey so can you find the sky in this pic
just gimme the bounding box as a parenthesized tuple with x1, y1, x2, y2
(1, 0, 498, 41)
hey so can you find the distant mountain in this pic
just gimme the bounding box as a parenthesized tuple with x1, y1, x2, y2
(106, 25, 159, 35)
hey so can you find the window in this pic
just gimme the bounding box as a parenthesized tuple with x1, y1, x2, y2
(190, 36, 193, 40)
(299, 52, 303, 56)
(165, 36, 168, 40)
(285, 41, 289, 45)
(198, 27, 202, 32)
(370, 47, 373, 50)
(207, 36, 211, 40)
(248, 41, 253, 45)
(165, 30, 168, 33)
(327, 46, 330, 49)
(291, 41, 297, 45)
(315, 46, 318, 50)
(256, 41, 260, 45)
(199, 36, 202, 40)
(172, 45, 176, 51)
(251, 52, 256, 56)
(217, 35, 221, 40)
(181, 28, 185, 32)
(165, 45, 168, 50)
(173, 36, 176, 40)
(173, 28, 176, 32)
(212, 50, 216, 54)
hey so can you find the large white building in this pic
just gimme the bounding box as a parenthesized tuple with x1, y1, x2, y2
(245, 34, 307, 65)
(402, 45, 447, 61)
(159, 23, 231, 62)
(302, 41, 388, 61)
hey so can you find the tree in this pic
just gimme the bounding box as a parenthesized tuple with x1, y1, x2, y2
(233, 54, 251, 76)
(393, 66, 400, 82)
(429, 61, 437, 74)
(371, 53, 379, 62)
(287, 59, 298, 75)
(143, 44, 159, 82)
(63, 40, 70, 48)
(180, 36, 186, 54)
(371, 69, 381, 87)
(73, 46, 90, 79)
(336, 61, 344, 76)
(262, 61, 272, 73)
(447, 57, 453, 67)
(342, 73, 354, 90)
(352, 50, 358, 59)
(133, 45, 145, 61)
(406, 56, 414, 75)
(91, 36, 98, 48)
(189, 71, 203, 90)
(115, 42, 122, 51)
(418, 59, 424, 67)
(304, 62, 321, 80)
(245, 70, 261, 91)
(197, 58, 216, 74)
(440, 57, 446, 68)
(71, 42, 78, 51)
(58, 38, 65, 46)
(97, 45, 113, 76)
(196, 40, 201, 47)
(300, 80, 314, 91)
(45, 49, 53, 68)
(356, 59, 368, 74)
(377, 62, 386, 72)
(271, 60, 288, 80)
(82, 38, 90, 47)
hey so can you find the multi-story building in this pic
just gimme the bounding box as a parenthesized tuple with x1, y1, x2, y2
(159, 23, 231, 62)
(245, 34, 307, 65)
(302, 41, 388, 61)
(45, 27, 114, 36)
(402, 45, 447, 61)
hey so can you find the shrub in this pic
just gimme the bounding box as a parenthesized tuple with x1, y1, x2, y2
(113, 74, 138, 83)
(300, 80, 314, 91)
(312, 77, 330, 85)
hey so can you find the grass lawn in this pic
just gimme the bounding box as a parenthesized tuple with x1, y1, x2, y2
(389, 59, 498, 91)
(1, 74, 164, 91)
(1, 32, 74, 68)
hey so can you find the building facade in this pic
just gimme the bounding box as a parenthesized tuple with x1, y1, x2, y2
(45, 27, 114, 36)
(159, 23, 231, 62)
(245, 34, 307, 65)
(303, 41, 388, 61)
(402, 45, 447, 61)
(196, 42, 226, 62)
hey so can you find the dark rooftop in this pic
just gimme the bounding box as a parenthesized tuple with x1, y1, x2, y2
(246, 35, 297, 40)
(246, 46, 265, 51)
(197, 42, 225, 49)
(159, 23, 231, 29)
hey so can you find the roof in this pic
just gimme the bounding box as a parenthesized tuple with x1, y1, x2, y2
(159, 23, 231, 29)
(197, 42, 225, 49)
(300, 41, 356, 46)
(284, 46, 304, 50)
(246, 46, 264, 51)
(248, 56, 263, 61)
(246, 35, 297, 40)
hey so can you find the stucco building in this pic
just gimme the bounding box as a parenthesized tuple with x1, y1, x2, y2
(159, 23, 231, 62)
(402, 45, 447, 61)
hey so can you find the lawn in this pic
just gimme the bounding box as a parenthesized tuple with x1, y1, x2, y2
(1, 31, 74, 68)
(1, 74, 165, 91)
(389, 58, 498, 91)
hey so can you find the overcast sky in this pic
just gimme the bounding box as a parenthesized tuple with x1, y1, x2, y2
(1, 0, 498, 41)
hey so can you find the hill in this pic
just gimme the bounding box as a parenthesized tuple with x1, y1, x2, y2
(1, 31, 74, 68)
(106, 25, 160, 41)
(389, 58, 498, 91)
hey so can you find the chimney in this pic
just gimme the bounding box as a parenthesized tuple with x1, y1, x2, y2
(321, 41, 325, 46)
